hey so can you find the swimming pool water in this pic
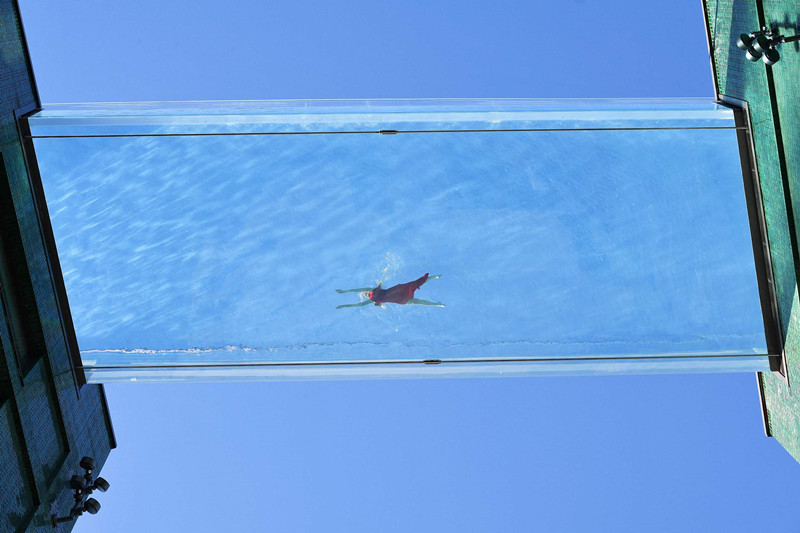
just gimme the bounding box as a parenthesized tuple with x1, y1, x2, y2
(29, 99, 770, 381)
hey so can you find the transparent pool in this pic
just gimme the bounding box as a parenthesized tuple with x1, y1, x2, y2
(28, 98, 770, 381)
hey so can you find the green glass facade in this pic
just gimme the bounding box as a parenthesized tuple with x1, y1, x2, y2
(704, 0, 800, 462)
(0, 2, 115, 531)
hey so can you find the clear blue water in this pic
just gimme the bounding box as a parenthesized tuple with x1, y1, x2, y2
(29, 99, 769, 381)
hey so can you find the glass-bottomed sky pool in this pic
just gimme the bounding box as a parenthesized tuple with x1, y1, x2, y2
(28, 99, 770, 381)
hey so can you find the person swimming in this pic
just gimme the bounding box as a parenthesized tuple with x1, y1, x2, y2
(336, 273, 444, 309)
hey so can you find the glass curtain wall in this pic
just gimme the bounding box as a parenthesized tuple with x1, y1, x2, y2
(27, 99, 770, 382)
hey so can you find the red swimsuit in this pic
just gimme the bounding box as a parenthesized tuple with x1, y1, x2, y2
(367, 273, 429, 305)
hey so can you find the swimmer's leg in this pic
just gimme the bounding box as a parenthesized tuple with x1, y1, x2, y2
(425, 274, 441, 282)
(336, 287, 375, 294)
(336, 300, 373, 309)
(418, 275, 441, 288)
(407, 298, 445, 307)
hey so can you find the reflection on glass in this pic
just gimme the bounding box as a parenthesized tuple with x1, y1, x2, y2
(28, 99, 770, 381)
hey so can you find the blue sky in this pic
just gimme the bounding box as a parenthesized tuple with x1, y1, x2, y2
(19, 1, 800, 531)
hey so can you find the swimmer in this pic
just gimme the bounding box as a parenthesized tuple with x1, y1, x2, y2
(336, 273, 444, 309)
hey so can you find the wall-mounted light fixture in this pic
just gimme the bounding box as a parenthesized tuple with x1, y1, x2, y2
(51, 456, 110, 528)
(738, 27, 800, 65)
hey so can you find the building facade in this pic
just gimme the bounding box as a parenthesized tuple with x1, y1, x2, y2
(0, 2, 115, 532)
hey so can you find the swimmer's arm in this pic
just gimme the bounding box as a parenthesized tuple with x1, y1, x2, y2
(407, 298, 445, 307)
(336, 300, 373, 309)
(335, 287, 375, 294)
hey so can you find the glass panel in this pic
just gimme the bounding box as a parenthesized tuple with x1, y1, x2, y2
(28, 99, 770, 381)
(32, 98, 736, 135)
